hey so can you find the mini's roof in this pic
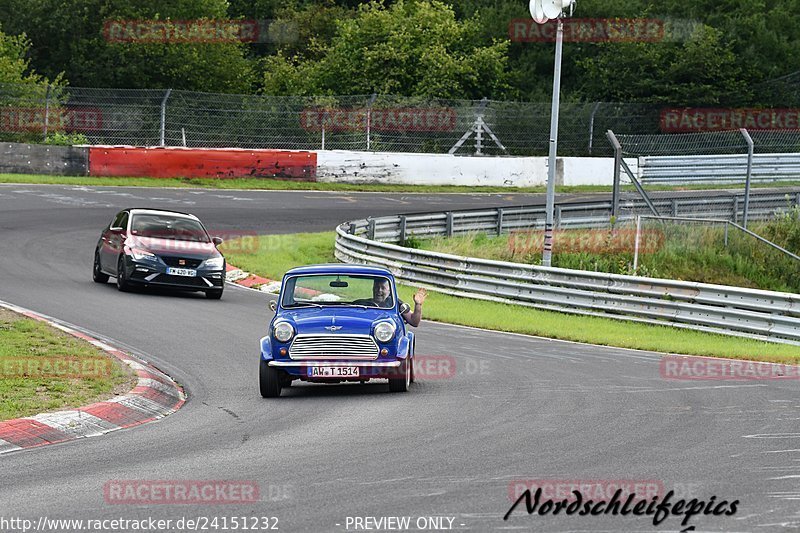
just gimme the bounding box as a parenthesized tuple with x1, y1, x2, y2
(127, 208, 198, 220)
(285, 263, 393, 277)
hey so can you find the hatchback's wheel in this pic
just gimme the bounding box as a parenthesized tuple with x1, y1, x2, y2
(93, 251, 109, 284)
(206, 289, 223, 300)
(260, 359, 282, 398)
(116, 256, 131, 292)
(388, 359, 411, 393)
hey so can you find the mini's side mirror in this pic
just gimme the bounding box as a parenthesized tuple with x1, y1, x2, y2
(269, 300, 277, 312)
(212, 237, 224, 246)
(399, 302, 411, 315)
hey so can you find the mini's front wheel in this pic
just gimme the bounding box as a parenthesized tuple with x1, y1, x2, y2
(388, 359, 411, 393)
(260, 359, 282, 398)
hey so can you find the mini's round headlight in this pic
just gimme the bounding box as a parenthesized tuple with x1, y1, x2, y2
(374, 322, 396, 343)
(273, 321, 294, 343)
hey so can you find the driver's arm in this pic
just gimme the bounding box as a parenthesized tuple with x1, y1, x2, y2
(402, 302, 422, 327)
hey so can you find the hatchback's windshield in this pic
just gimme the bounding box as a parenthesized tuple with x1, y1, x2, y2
(130, 214, 210, 242)
(282, 275, 395, 309)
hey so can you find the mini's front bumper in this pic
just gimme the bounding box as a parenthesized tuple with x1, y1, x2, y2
(268, 360, 404, 380)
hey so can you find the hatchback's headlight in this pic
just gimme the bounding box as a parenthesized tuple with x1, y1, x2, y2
(374, 322, 396, 343)
(202, 256, 225, 270)
(130, 248, 157, 262)
(273, 321, 295, 343)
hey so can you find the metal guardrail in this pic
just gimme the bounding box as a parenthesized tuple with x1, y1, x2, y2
(640, 154, 800, 184)
(358, 191, 800, 243)
(335, 192, 800, 345)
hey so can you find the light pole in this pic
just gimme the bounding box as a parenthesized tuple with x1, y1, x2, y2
(531, 0, 576, 267)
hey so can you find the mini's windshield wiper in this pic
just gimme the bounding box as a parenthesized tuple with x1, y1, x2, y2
(286, 302, 324, 308)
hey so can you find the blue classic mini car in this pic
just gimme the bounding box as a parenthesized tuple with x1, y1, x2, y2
(259, 264, 415, 397)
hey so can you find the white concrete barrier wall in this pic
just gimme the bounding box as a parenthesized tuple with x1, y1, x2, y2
(316, 150, 637, 187)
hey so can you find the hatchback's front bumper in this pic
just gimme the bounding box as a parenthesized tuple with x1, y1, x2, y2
(124, 258, 225, 291)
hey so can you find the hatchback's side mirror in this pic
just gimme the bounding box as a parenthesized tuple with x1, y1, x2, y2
(399, 302, 411, 315)
(269, 300, 277, 312)
(212, 237, 224, 246)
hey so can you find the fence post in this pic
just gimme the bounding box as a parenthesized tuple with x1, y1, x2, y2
(43, 84, 51, 142)
(367, 218, 376, 240)
(633, 215, 641, 273)
(348, 222, 356, 235)
(795, 192, 800, 209)
(446, 212, 454, 237)
(606, 130, 622, 218)
(733, 197, 739, 224)
(160, 88, 172, 147)
(671, 199, 679, 217)
(496, 208, 504, 236)
(587, 102, 601, 155)
(399, 215, 407, 244)
(555, 206, 562, 229)
(366, 93, 377, 151)
(740, 128, 754, 228)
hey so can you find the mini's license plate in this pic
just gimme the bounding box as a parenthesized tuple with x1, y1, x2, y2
(308, 366, 360, 377)
(167, 267, 197, 277)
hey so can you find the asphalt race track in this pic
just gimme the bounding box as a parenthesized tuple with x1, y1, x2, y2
(0, 184, 799, 532)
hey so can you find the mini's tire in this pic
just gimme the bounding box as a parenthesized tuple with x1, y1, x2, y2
(260, 359, 282, 398)
(116, 256, 132, 292)
(93, 251, 109, 284)
(388, 359, 411, 393)
(206, 289, 223, 300)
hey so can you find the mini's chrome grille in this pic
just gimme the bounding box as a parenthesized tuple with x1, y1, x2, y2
(289, 334, 379, 360)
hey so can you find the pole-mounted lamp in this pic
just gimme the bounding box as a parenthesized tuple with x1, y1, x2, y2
(530, 0, 576, 267)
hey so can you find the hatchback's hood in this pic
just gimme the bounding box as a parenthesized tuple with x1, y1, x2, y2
(129, 236, 218, 259)
(281, 307, 396, 336)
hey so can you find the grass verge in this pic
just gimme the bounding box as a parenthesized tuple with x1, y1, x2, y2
(0, 308, 136, 421)
(220, 232, 800, 364)
(0, 173, 600, 194)
(2, 173, 800, 194)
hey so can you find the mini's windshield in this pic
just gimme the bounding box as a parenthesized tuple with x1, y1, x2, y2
(130, 214, 210, 242)
(281, 274, 395, 309)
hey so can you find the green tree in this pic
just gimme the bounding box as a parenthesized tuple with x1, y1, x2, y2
(577, 24, 747, 105)
(262, 0, 510, 99)
(0, 24, 56, 86)
(0, 0, 254, 92)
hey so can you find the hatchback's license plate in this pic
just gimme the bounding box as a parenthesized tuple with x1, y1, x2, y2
(308, 366, 359, 377)
(167, 268, 197, 277)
